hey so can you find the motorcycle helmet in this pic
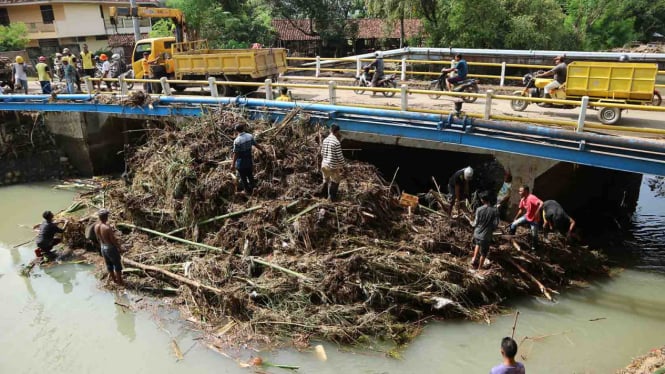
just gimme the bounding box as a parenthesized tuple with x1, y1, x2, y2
(62, 48, 70, 54)
(56, 52, 63, 58)
(111, 53, 121, 61)
(463, 166, 474, 180)
(38, 56, 47, 62)
(15, 56, 24, 63)
(375, 51, 382, 58)
(100, 54, 108, 61)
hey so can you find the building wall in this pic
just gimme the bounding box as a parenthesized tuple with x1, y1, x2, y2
(6, 5, 58, 39)
(56, 3, 105, 37)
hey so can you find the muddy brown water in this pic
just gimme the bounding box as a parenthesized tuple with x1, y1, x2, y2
(1, 178, 664, 373)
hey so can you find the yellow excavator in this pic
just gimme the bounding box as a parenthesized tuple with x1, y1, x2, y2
(109, 6, 287, 95)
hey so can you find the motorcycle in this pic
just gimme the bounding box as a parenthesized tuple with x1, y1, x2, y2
(510, 71, 572, 111)
(352, 66, 397, 97)
(427, 72, 479, 103)
(110, 59, 134, 90)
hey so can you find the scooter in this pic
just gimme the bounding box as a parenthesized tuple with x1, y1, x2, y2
(427, 72, 479, 103)
(510, 71, 572, 111)
(352, 66, 398, 97)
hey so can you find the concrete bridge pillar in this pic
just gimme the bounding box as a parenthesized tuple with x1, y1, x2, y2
(493, 152, 558, 207)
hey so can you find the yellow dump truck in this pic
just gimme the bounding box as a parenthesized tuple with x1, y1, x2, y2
(511, 61, 661, 125)
(131, 37, 287, 95)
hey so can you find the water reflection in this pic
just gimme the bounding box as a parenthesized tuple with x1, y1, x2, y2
(114, 292, 136, 342)
(45, 264, 79, 295)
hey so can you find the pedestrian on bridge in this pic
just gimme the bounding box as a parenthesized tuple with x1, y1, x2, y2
(320, 124, 346, 201)
(62, 59, 76, 94)
(232, 123, 266, 194)
(448, 166, 473, 216)
(35, 56, 53, 94)
(509, 185, 543, 250)
(12, 56, 28, 94)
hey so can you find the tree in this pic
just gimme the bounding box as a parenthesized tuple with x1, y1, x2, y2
(0, 23, 29, 52)
(502, 0, 573, 50)
(563, 0, 637, 50)
(446, 0, 508, 48)
(365, 0, 420, 48)
(149, 19, 175, 38)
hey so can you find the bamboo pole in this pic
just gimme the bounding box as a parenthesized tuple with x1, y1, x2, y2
(506, 258, 555, 301)
(286, 203, 320, 223)
(118, 222, 312, 282)
(166, 205, 263, 235)
(122, 257, 222, 295)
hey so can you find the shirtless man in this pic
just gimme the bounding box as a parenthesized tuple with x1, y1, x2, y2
(93, 209, 124, 286)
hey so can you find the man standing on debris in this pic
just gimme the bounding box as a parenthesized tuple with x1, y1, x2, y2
(320, 124, 346, 201)
(470, 191, 499, 270)
(490, 337, 526, 374)
(509, 185, 543, 250)
(36, 211, 65, 261)
(232, 123, 266, 194)
(495, 169, 513, 219)
(448, 166, 473, 215)
(539, 200, 579, 241)
(94, 209, 124, 286)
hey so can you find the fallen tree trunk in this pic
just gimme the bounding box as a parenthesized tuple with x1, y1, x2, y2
(122, 257, 222, 295)
(506, 258, 555, 302)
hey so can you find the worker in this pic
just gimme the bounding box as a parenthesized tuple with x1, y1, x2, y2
(61, 47, 72, 63)
(141, 51, 158, 94)
(448, 166, 473, 215)
(539, 200, 579, 241)
(508, 185, 543, 250)
(35, 56, 52, 94)
(94, 209, 125, 286)
(80, 44, 97, 90)
(470, 191, 499, 270)
(490, 337, 526, 374)
(536, 55, 567, 98)
(99, 54, 111, 91)
(495, 169, 513, 219)
(62, 58, 76, 94)
(320, 124, 346, 201)
(70, 56, 82, 92)
(231, 123, 266, 194)
(12, 56, 28, 94)
(36, 211, 65, 261)
(276, 86, 291, 101)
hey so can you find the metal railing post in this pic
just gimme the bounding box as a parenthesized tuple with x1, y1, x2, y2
(500, 62, 506, 87)
(577, 96, 589, 132)
(401, 56, 407, 81)
(83, 77, 94, 94)
(316, 56, 321, 78)
(118, 76, 128, 96)
(328, 80, 336, 105)
(484, 89, 494, 120)
(400, 84, 408, 111)
(265, 79, 273, 100)
(160, 77, 171, 96)
(356, 56, 361, 77)
(208, 77, 218, 97)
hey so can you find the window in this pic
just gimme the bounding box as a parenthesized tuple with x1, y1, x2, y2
(95, 35, 109, 40)
(40, 5, 54, 24)
(0, 8, 9, 26)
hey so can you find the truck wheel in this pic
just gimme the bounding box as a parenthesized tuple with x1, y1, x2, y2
(510, 91, 529, 112)
(652, 91, 662, 106)
(598, 107, 622, 125)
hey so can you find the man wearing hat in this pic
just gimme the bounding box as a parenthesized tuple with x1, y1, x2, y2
(536, 55, 567, 98)
(93, 209, 125, 286)
(231, 123, 266, 194)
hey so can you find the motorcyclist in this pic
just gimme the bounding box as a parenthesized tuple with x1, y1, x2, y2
(367, 52, 384, 91)
(441, 54, 468, 91)
(536, 55, 567, 98)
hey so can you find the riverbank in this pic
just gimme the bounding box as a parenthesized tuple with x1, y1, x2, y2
(619, 346, 665, 374)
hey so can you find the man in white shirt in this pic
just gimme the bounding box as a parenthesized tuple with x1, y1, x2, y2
(320, 124, 346, 201)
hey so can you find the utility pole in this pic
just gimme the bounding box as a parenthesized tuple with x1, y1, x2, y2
(129, 0, 141, 43)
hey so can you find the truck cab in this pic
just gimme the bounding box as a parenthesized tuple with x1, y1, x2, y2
(131, 37, 177, 79)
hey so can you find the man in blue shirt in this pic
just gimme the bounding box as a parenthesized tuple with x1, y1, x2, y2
(490, 337, 526, 374)
(442, 53, 468, 91)
(231, 123, 266, 194)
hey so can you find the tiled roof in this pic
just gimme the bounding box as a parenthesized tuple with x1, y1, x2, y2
(0, 0, 158, 5)
(271, 18, 423, 41)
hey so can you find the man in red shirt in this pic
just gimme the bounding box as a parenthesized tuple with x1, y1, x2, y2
(508, 185, 543, 249)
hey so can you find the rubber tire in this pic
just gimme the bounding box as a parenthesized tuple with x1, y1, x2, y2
(462, 84, 479, 103)
(653, 91, 662, 106)
(352, 79, 365, 95)
(598, 107, 622, 125)
(382, 80, 397, 97)
(427, 81, 442, 99)
(510, 92, 529, 112)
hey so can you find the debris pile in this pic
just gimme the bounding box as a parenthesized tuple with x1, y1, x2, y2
(66, 108, 609, 347)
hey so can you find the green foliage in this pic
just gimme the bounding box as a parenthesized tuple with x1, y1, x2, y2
(365, 0, 420, 47)
(0, 23, 29, 52)
(150, 19, 176, 38)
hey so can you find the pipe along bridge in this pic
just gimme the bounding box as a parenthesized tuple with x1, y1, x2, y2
(1, 94, 664, 177)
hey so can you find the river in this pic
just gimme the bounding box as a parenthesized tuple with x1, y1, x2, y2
(1, 178, 663, 373)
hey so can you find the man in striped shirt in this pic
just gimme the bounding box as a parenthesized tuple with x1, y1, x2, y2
(232, 123, 265, 194)
(320, 124, 346, 201)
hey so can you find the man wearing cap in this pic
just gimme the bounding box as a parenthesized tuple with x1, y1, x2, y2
(36, 211, 65, 261)
(448, 166, 473, 215)
(231, 123, 266, 194)
(35, 56, 52, 94)
(94, 209, 125, 286)
(537, 55, 567, 98)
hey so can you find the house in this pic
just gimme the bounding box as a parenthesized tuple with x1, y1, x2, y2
(271, 18, 424, 57)
(0, 0, 158, 58)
